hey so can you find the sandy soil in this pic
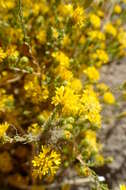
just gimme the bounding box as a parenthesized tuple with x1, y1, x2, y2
(99, 60, 126, 189)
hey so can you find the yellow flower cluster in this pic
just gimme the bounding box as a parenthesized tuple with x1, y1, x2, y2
(24, 76, 49, 104)
(32, 146, 61, 179)
(0, 122, 9, 138)
(83, 66, 100, 82)
(36, 30, 47, 44)
(85, 130, 98, 152)
(0, 47, 7, 63)
(88, 30, 105, 41)
(118, 28, 126, 49)
(89, 14, 101, 28)
(97, 83, 109, 92)
(0, 0, 126, 188)
(70, 78, 82, 92)
(52, 51, 70, 68)
(104, 23, 117, 37)
(0, 89, 14, 112)
(58, 4, 73, 17)
(80, 86, 101, 127)
(91, 49, 109, 65)
(52, 85, 80, 116)
(52, 85, 101, 127)
(72, 6, 85, 28)
(30, 1, 49, 16)
(54, 66, 73, 81)
(0, 0, 15, 10)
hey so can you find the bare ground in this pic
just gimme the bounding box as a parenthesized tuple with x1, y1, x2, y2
(99, 60, 126, 189)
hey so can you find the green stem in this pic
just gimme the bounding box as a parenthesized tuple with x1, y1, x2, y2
(18, 0, 27, 42)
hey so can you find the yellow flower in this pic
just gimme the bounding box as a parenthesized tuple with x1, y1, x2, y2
(83, 66, 100, 82)
(0, 89, 14, 112)
(89, 14, 101, 28)
(97, 50, 109, 63)
(41, 85, 49, 100)
(52, 51, 70, 68)
(96, 83, 109, 92)
(85, 130, 98, 151)
(0, 0, 15, 9)
(0, 122, 9, 138)
(32, 2, 49, 15)
(95, 154, 104, 166)
(70, 78, 82, 92)
(61, 35, 71, 46)
(91, 49, 109, 64)
(80, 86, 101, 127)
(88, 30, 105, 41)
(118, 28, 126, 48)
(52, 28, 59, 39)
(37, 110, 51, 124)
(41, 110, 51, 120)
(36, 30, 47, 44)
(28, 123, 43, 135)
(72, 6, 85, 28)
(6, 45, 19, 58)
(58, 4, 73, 17)
(116, 18, 122, 26)
(97, 10, 104, 17)
(32, 146, 61, 179)
(64, 130, 71, 140)
(104, 23, 117, 37)
(24, 76, 49, 104)
(52, 86, 81, 116)
(55, 66, 73, 81)
(79, 35, 86, 44)
(52, 86, 65, 106)
(120, 184, 126, 190)
(114, 4, 122, 14)
(103, 92, 115, 105)
(0, 47, 7, 63)
(32, 3, 41, 15)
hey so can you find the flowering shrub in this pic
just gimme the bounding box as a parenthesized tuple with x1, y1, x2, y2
(0, 0, 126, 189)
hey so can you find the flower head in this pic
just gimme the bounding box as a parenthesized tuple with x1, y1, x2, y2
(58, 4, 73, 17)
(32, 146, 61, 179)
(88, 30, 105, 41)
(52, 51, 70, 68)
(103, 92, 115, 105)
(89, 14, 101, 28)
(24, 76, 49, 104)
(0, 122, 9, 138)
(83, 66, 100, 82)
(80, 86, 101, 127)
(52, 85, 81, 116)
(91, 49, 109, 65)
(85, 130, 98, 151)
(36, 30, 47, 44)
(72, 6, 85, 28)
(118, 28, 126, 48)
(104, 23, 117, 37)
(114, 4, 122, 14)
